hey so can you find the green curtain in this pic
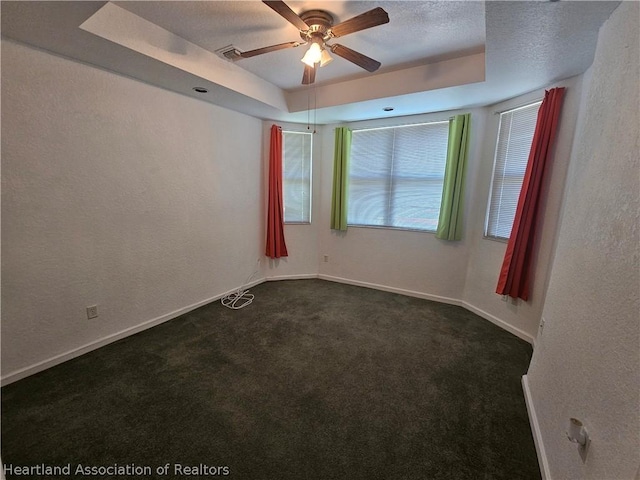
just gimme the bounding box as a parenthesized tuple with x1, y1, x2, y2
(436, 114, 471, 241)
(330, 127, 352, 231)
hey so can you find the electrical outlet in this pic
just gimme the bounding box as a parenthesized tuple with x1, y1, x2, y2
(86, 305, 98, 319)
(323, 254, 329, 263)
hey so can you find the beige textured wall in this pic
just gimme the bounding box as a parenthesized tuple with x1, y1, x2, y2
(1, 39, 265, 380)
(463, 75, 583, 344)
(527, 2, 640, 478)
(316, 110, 485, 308)
(262, 121, 323, 280)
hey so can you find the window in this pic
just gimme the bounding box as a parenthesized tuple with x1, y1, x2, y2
(283, 131, 312, 223)
(485, 101, 541, 240)
(347, 121, 449, 231)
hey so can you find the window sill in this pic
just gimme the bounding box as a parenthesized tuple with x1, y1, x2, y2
(483, 235, 509, 244)
(347, 224, 436, 234)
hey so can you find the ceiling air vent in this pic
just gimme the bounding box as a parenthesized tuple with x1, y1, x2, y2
(215, 45, 243, 62)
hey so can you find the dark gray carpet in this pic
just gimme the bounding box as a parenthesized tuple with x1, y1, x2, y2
(2, 279, 540, 479)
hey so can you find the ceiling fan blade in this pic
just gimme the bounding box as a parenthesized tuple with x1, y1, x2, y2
(240, 41, 302, 58)
(330, 44, 381, 72)
(329, 7, 389, 38)
(302, 63, 317, 85)
(263, 1, 309, 31)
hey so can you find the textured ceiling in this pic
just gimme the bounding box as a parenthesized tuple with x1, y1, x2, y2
(115, 1, 486, 89)
(0, 1, 621, 123)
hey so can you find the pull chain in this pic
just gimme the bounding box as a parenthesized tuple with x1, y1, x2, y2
(313, 85, 317, 134)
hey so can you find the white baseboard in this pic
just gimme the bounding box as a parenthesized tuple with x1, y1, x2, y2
(0, 278, 266, 386)
(462, 302, 535, 344)
(2, 274, 535, 385)
(319, 275, 534, 345)
(265, 273, 319, 281)
(318, 274, 462, 306)
(522, 375, 551, 480)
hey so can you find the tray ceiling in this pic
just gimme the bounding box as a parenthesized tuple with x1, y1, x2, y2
(0, 1, 620, 123)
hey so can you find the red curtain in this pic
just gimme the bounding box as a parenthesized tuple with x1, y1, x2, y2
(496, 88, 565, 300)
(265, 124, 288, 259)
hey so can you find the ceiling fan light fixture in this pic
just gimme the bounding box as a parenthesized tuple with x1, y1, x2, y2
(319, 48, 333, 67)
(249, 1, 389, 85)
(301, 42, 322, 67)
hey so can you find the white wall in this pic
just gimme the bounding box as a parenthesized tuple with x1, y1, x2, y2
(262, 121, 323, 280)
(1, 39, 265, 381)
(4, 3, 634, 418)
(312, 85, 582, 344)
(526, 2, 640, 479)
(463, 75, 583, 342)
(316, 110, 486, 304)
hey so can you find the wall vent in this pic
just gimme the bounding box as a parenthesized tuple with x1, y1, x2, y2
(215, 45, 243, 61)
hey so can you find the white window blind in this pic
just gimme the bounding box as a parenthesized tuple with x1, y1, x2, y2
(348, 121, 449, 231)
(283, 131, 312, 223)
(485, 101, 541, 240)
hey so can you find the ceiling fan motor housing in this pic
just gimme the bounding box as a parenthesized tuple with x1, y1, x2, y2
(299, 10, 334, 43)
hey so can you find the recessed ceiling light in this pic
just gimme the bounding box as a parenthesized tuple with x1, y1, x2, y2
(383, 107, 394, 112)
(192, 87, 208, 93)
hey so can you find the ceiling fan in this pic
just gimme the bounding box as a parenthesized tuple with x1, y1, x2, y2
(239, 0, 389, 85)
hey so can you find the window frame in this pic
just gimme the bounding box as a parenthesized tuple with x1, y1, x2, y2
(282, 130, 313, 225)
(347, 120, 450, 233)
(484, 100, 542, 242)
